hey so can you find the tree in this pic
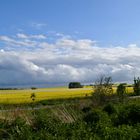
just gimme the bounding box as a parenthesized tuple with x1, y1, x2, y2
(134, 77, 140, 95)
(117, 83, 127, 102)
(93, 76, 113, 104)
(31, 87, 37, 90)
(68, 82, 83, 89)
(30, 93, 36, 102)
(94, 76, 113, 95)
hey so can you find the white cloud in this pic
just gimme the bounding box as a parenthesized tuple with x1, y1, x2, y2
(0, 34, 140, 86)
(0, 35, 37, 47)
(56, 38, 96, 50)
(16, 33, 27, 39)
(17, 33, 46, 39)
(0, 36, 14, 42)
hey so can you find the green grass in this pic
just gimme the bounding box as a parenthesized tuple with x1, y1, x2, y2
(0, 96, 139, 140)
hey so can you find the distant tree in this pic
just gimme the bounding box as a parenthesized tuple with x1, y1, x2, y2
(93, 76, 113, 104)
(68, 82, 83, 89)
(94, 76, 113, 95)
(134, 77, 140, 95)
(31, 87, 37, 90)
(117, 83, 127, 102)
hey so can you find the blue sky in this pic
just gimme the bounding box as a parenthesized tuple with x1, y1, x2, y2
(0, 0, 140, 45)
(0, 0, 140, 87)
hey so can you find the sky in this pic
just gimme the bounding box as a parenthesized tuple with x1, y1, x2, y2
(0, 0, 140, 87)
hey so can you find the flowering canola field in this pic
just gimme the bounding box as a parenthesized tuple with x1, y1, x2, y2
(0, 87, 93, 104)
(0, 86, 133, 104)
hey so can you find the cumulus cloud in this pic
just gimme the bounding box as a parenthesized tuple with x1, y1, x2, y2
(0, 33, 139, 87)
(0, 35, 37, 47)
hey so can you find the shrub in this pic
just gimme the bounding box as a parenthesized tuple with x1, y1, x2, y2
(102, 125, 139, 140)
(117, 83, 127, 102)
(93, 76, 113, 105)
(117, 104, 140, 125)
(134, 77, 140, 95)
(103, 103, 117, 115)
(82, 107, 91, 113)
(83, 109, 110, 126)
(32, 110, 60, 133)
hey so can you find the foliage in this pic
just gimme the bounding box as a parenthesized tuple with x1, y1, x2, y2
(103, 103, 117, 115)
(68, 82, 83, 89)
(117, 83, 127, 102)
(30, 93, 36, 102)
(83, 109, 111, 126)
(134, 77, 140, 95)
(116, 104, 140, 125)
(94, 76, 113, 95)
(82, 106, 91, 113)
(101, 125, 139, 140)
(93, 76, 113, 104)
(31, 87, 37, 90)
(0, 95, 140, 139)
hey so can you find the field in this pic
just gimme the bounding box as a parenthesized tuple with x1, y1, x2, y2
(0, 86, 134, 104)
(0, 86, 139, 140)
(0, 87, 93, 104)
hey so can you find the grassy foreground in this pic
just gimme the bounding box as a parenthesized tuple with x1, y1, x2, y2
(0, 96, 139, 140)
(0, 86, 133, 104)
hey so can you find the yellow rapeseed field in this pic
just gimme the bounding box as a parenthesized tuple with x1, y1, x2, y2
(0, 86, 134, 104)
(0, 87, 93, 104)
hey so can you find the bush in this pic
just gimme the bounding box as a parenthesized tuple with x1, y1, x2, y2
(32, 110, 60, 133)
(82, 107, 91, 113)
(117, 104, 140, 125)
(117, 83, 127, 102)
(134, 77, 140, 95)
(102, 125, 139, 140)
(93, 76, 113, 105)
(83, 109, 110, 126)
(103, 103, 117, 115)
